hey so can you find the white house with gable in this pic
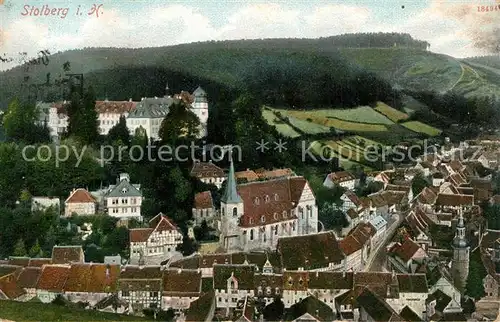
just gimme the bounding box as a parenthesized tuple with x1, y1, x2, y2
(129, 213, 183, 265)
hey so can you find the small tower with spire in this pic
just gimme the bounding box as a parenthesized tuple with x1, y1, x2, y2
(451, 208, 470, 293)
(220, 151, 243, 251)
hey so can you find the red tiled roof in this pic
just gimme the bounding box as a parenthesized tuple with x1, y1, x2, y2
(163, 269, 202, 295)
(339, 223, 376, 256)
(150, 213, 178, 232)
(235, 170, 259, 182)
(417, 187, 438, 205)
(436, 194, 474, 207)
(65, 188, 96, 204)
(65, 264, 120, 293)
(389, 239, 421, 262)
(28, 258, 52, 267)
(328, 171, 355, 184)
(51, 246, 84, 265)
(36, 265, 70, 292)
(256, 168, 294, 180)
(0, 273, 25, 299)
(190, 162, 225, 178)
(129, 228, 153, 243)
(237, 177, 309, 228)
(16, 267, 41, 289)
(95, 101, 137, 114)
(194, 191, 213, 209)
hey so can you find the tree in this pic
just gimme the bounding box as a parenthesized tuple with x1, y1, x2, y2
(29, 239, 42, 257)
(159, 102, 200, 144)
(66, 86, 99, 144)
(13, 238, 27, 257)
(465, 251, 486, 299)
(319, 204, 348, 230)
(3, 98, 50, 144)
(411, 171, 430, 196)
(108, 115, 130, 145)
(483, 204, 500, 230)
(177, 235, 198, 256)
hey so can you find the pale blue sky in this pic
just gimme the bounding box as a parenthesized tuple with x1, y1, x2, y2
(0, 0, 494, 70)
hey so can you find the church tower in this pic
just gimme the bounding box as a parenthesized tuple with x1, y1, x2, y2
(192, 86, 208, 137)
(451, 209, 470, 293)
(220, 155, 243, 251)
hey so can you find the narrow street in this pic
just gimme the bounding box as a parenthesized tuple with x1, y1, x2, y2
(364, 211, 405, 272)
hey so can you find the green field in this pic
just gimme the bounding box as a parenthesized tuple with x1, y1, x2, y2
(262, 109, 301, 138)
(270, 108, 389, 132)
(373, 102, 409, 122)
(287, 116, 331, 134)
(273, 106, 393, 125)
(401, 121, 442, 136)
(308, 140, 371, 171)
(0, 301, 149, 321)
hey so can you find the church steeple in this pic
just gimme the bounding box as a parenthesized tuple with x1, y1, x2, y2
(453, 209, 467, 248)
(451, 208, 469, 293)
(221, 152, 242, 204)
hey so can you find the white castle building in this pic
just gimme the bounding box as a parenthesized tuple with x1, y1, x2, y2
(219, 158, 319, 252)
(36, 86, 209, 141)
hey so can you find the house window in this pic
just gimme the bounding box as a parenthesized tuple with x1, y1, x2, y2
(274, 194, 279, 201)
(265, 195, 270, 203)
(258, 286, 263, 295)
(250, 229, 254, 240)
(131, 198, 136, 204)
(261, 215, 265, 223)
(122, 198, 128, 204)
(283, 211, 287, 218)
(254, 197, 260, 205)
(266, 287, 271, 295)
(274, 225, 278, 235)
(112, 198, 118, 205)
(299, 207, 304, 219)
(122, 291, 130, 297)
(275, 288, 280, 294)
(233, 207, 237, 217)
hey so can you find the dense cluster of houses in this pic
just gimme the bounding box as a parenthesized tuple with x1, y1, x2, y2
(4, 137, 500, 320)
(36, 86, 209, 141)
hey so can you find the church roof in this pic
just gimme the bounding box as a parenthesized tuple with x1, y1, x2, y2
(221, 159, 242, 204)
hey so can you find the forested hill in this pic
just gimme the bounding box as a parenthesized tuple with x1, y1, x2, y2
(0, 32, 498, 107)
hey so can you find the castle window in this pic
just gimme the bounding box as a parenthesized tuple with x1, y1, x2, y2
(274, 213, 278, 220)
(283, 211, 287, 218)
(261, 215, 265, 223)
(233, 207, 237, 217)
(265, 195, 270, 203)
(274, 194, 279, 201)
(249, 218, 253, 224)
(254, 197, 260, 205)
(222, 208, 225, 216)
(266, 287, 271, 295)
(275, 287, 280, 294)
(298, 279, 303, 285)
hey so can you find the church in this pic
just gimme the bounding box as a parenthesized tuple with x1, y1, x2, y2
(219, 159, 319, 252)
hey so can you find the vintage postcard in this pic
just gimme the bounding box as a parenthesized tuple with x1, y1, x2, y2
(0, 0, 500, 321)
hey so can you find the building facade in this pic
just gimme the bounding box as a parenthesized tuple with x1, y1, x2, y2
(104, 173, 143, 221)
(219, 159, 318, 252)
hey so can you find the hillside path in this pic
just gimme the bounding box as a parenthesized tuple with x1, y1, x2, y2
(447, 62, 465, 92)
